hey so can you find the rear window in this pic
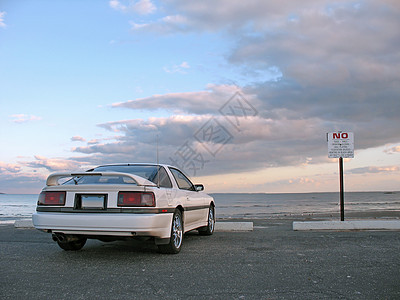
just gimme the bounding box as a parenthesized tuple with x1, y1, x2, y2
(64, 165, 173, 188)
(63, 175, 137, 185)
(93, 165, 158, 181)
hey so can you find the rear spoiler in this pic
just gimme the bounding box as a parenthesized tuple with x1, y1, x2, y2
(46, 172, 157, 187)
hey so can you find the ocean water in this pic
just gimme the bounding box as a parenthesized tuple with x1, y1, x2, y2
(211, 192, 400, 219)
(0, 192, 399, 220)
(0, 194, 38, 219)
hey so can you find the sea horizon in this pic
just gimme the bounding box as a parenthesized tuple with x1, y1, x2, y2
(1, 191, 399, 220)
(0, 190, 399, 195)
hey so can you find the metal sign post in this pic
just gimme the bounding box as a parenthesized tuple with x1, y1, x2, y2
(327, 132, 354, 221)
(339, 157, 344, 221)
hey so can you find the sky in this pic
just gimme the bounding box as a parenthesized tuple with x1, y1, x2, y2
(0, 0, 399, 194)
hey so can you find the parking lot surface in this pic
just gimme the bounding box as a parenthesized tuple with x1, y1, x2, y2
(1, 219, 399, 299)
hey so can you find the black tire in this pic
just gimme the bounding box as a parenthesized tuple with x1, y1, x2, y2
(56, 237, 87, 251)
(158, 210, 183, 254)
(198, 205, 215, 236)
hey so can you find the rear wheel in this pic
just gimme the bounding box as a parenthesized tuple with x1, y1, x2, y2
(56, 237, 87, 251)
(199, 205, 215, 236)
(158, 210, 183, 254)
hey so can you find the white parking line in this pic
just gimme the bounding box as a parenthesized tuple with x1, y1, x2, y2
(293, 220, 400, 231)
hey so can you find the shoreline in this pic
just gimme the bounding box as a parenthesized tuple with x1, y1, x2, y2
(1, 190, 399, 195)
(218, 209, 400, 221)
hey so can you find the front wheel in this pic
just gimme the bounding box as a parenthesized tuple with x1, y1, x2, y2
(198, 205, 215, 236)
(158, 210, 183, 254)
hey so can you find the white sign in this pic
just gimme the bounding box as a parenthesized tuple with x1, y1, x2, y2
(327, 132, 354, 158)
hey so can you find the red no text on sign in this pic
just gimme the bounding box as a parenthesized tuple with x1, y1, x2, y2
(327, 132, 354, 158)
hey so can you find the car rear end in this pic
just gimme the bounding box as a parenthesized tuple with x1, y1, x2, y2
(33, 181, 173, 240)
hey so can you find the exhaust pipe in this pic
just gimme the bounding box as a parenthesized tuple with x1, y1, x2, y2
(52, 233, 65, 242)
(52, 233, 80, 243)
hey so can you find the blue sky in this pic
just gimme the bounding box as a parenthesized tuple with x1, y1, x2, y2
(1, 0, 400, 194)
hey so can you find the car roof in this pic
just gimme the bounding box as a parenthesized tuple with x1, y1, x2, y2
(88, 163, 193, 181)
(94, 163, 177, 169)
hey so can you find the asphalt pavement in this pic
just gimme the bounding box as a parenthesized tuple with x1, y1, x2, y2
(1, 219, 399, 299)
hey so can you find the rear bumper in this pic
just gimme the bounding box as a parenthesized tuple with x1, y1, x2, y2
(32, 212, 173, 239)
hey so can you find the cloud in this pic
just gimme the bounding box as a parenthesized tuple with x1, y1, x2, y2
(0, 155, 101, 193)
(88, 139, 101, 145)
(229, 2, 400, 123)
(0, 162, 21, 174)
(126, 0, 400, 126)
(0, 160, 46, 193)
(384, 145, 400, 154)
(23, 156, 84, 172)
(71, 136, 86, 142)
(0, 11, 6, 28)
(112, 84, 248, 115)
(68, 106, 334, 177)
(163, 61, 190, 74)
(10, 114, 42, 124)
(349, 166, 400, 174)
(193, 2, 399, 149)
(0, 174, 45, 194)
(129, 14, 189, 33)
(141, 0, 400, 35)
(5, 0, 396, 191)
(111, 74, 400, 150)
(109, 0, 156, 15)
(73, 143, 136, 155)
(288, 177, 317, 185)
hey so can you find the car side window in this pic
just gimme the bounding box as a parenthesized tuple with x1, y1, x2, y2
(169, 168, 195, 191)
(155, 166, 172, 188)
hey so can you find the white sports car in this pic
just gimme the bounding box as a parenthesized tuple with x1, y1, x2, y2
(33, 163, 215, 254)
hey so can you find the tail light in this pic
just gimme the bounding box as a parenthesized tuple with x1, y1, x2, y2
(118, 192, 155, 207)
(38, 191, 66, 206)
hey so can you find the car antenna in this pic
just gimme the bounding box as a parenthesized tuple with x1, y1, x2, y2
(156, 134, 160, 188)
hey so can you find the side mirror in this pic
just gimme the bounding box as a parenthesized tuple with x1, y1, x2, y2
(194, 184, 204, 192)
